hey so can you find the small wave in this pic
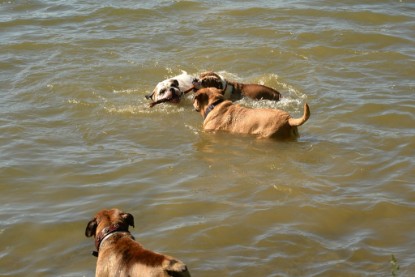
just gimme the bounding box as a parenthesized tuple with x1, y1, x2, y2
(67, 99, 97, 108)
(184, 123, 200, 136)
(89, 6, 159, 20)
(218, 6, 278, 18)
(158, 0, 204, 12)
(104, 105, 151, 115)
(112, 88, 140, 95)
(104, 104, 186, 115)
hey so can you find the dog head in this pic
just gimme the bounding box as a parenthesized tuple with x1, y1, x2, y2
(193, 87, 225, 115)
(146, 79, 182, 104)
(147, 72, 197, 107)
(193, 71, 225, 90)
(85, 208, 135, 238)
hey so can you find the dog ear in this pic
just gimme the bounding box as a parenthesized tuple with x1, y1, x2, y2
(85, 218, 97, 237)
(194, 98, 200, 112)
(193, 92, 201, 102)
(121, 212, 135, 228)
(193, 92, 205, 111)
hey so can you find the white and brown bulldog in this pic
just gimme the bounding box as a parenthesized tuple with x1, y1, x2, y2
(85, 208, 191, 277)
(147, 71, 282, 107)
(193, 87, 310, 139)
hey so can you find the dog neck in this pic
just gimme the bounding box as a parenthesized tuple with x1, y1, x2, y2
(204, 99, 224, 119)
(223, 82, 235, 99)
(219, 76, 234, 99)
(93, 224, 131, 257)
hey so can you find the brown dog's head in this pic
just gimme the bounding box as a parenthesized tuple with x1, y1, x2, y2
(85, 208, 135, 238)
(193, 88, 225, 117)
(193, 71, 225, 90)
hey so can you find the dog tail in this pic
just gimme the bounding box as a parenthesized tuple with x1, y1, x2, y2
(288, 103, 310, 127)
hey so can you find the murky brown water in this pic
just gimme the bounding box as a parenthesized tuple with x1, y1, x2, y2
(1, 1, 414, 276)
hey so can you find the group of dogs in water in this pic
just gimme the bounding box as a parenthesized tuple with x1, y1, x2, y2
(147, 71, 310, 140)
(85, 72, 311, 276)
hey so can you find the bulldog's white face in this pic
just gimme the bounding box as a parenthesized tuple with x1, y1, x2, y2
(149, 79, 182, 103)
(147, 73, 196, 104)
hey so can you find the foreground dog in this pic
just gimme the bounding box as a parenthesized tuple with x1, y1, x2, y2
(147, 71, 281, 107)
(193, 88, 310, 139)
(85, 208, 191, 277)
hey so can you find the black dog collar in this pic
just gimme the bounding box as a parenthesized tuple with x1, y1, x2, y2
(92, 224, 130, 257)
(204, 99, 224, 119)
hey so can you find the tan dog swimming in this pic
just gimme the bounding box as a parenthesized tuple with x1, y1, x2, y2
(85, 208, 191, 277)
(193, 88, 310, 139)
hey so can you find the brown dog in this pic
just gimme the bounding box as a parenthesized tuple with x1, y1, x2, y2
(193, 88, 310, 139)
(194, 71, 282, 101)
(85, 208, 191, 277)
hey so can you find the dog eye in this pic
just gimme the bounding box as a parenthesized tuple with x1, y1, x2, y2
(159, 89, 165, 94)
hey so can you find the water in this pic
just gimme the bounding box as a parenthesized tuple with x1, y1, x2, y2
(1, 0, 414, 276)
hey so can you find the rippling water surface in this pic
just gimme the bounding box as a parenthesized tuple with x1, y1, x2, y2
(1, 0, 414, 276)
